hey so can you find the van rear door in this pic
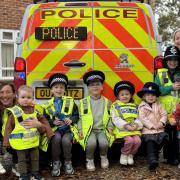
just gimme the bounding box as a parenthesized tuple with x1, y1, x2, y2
(93, 2, 158, 101)
(22, 2, 93, 102)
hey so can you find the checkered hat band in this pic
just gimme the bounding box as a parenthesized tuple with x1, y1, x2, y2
(116, 84, 131, 93)
(86, 75, 102, 82)
(50, 78, 67, 86)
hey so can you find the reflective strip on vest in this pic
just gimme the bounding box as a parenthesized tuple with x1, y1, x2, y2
(10, 131, 39, 139)
(82, 98, 88, 114)
(113, 102, 138, 122)
(7, 106, 40, 150)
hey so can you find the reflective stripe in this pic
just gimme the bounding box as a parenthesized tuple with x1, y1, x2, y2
(9, 133, 23, 139)
(47, 107, 54, 115)
(11, 106, 23, 118)
(10, 131, 39, 139)
(114, 103, 124, 120)
(107, 100, 111, 115)
(162, 71, 167, 85)
(82, 98, 88, 114)
(64, 99, 70, 113)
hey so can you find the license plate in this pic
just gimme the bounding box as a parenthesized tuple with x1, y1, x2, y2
(35, 87, 83, 100)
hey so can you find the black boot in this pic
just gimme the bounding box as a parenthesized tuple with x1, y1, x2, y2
(149, 159, 158, 170)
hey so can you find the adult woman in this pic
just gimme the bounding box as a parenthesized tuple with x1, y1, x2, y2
(0, 82, 18, 175)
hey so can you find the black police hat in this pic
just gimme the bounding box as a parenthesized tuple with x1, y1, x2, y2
(137, 82, 160, 98)
(114, 81, 135, 97)
(83, 70, 105, 85)
(48, 73, 68, 88)
(163, 45, 180, 67)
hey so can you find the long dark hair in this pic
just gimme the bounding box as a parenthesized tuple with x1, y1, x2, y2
(0, 82, 17, 116)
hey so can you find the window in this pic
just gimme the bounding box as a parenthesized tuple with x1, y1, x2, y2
(0, 29, 19, 80)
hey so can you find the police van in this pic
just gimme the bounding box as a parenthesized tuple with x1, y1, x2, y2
(14, 0, 162, 103)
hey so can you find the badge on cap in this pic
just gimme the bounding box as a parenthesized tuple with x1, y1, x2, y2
(170, 46, 178, 55)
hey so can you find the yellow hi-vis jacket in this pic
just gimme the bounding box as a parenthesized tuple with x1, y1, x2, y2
(72, 96, 114, 150)
(7, 106, 40, 150)
(157, 68, 180, 113)
(40, 96, 74, 152)
(111, 101, 141, 139)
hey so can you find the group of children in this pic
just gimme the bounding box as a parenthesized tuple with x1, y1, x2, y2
(0, 30, 180, 180)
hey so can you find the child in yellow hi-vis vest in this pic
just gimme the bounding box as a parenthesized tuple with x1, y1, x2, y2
(77, 70, 114, 171)
(43, 73, 79, 177)
(111, 81, 143, 166)
(3, 85, 54, 180)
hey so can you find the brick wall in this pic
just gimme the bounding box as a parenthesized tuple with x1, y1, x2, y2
(0, 0, 32, 30)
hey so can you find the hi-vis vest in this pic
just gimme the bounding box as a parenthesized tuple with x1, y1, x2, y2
(72, 96, 114, 150)
(2, 109, 9, 136)
(7, 106, 40, 150)
(157, 68, 180, 113)
(112, 101, 141, 139)
(40, 96, 74, 152)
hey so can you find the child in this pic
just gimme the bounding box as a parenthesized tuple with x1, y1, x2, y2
(77, 70, 114, 171)
(43, 73, 79, 177)
(3, 85, 54, 180)
(138, 82, 168, 170)
(155, 45, 180, 165)
(111, 81, 142, 165)
(170, 103, 180, 167)
(173, 29, 180, 49)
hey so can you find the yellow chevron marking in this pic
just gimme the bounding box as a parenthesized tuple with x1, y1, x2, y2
(22, 17, 64, 59)
(27, 19, 91, 70)
(94, 20, 154, 76)
(94, 54, 122, 89)
(66, 51, 93, 79)
(117, 19, 157, 50)
(27, 50, 92, 85)
(27, 18, 92, 84)
(137, 3, 151, 17)
(94, 52, 153, 87)
(28, 4, 41, 17)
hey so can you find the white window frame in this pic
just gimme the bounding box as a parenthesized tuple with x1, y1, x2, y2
(0, 29, 19, 81)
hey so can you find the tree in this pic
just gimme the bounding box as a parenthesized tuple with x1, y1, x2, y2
(155, 0, 180, 48)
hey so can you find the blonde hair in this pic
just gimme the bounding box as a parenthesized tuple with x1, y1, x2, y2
(18, 85, 34, 96)
(173, 29, 180, 42)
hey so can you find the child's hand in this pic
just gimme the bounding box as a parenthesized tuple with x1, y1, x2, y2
(21, 117, 41, 129)
(79, 131, 83, 140)
(124, 124, 133, 131)
(108, 128, 114, 135)
(157, 122, 164, 129)
(130, 123, 138, 131)
(168, 116, 176, 126)
(64, 118, 72, 125)
(173, 82, 180, 90)
(53, 119, 65, 126)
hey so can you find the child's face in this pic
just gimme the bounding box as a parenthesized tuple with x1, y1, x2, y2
(167, 58, 179, 69)
(18, 90, 33, 106)
(143, 93, 157, 104)
(118, 89, 131, 103)
(174, 31, 180, 49)
(88, 81, 103, 97)
(51, 83, 65, 97)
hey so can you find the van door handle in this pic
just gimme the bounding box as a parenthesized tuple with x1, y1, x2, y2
(64, 60, 86, 68)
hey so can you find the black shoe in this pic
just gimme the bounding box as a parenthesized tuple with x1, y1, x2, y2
(149, 160, 158, 171)
(167, 159, 179, 166)
(19, 175, 31, 180)
(31, 172, 44, 180)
